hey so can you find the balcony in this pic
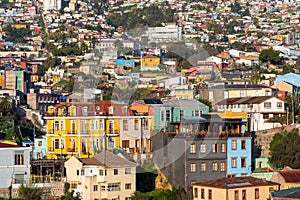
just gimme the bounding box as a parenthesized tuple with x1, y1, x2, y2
(67, 148, 77, 153)
(107, 130, 120, 135)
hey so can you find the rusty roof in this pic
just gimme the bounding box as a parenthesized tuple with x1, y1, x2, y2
(193, 177, 279, 189)
(279, 170, 300, 183)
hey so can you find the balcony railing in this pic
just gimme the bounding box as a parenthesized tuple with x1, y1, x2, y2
(107, 130, 120, 135)
(67, 148, 77, 153)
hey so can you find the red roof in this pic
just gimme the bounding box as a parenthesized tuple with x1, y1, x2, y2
(279, 169, 300, 183)
(0, 142, 24, 148)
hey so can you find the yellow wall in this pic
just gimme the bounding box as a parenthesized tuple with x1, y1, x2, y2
(15, 24, 27, 29)
(46, 117, 122, 159)
(0, 74, 4, 88)
(141, 57, 160, 69)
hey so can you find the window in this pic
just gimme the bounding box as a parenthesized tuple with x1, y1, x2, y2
(123, 120, 128, 131)
(101, 185, 105, 191)
(232, 140, 237, 150)
(241, 157, 246, 168)
(93, 185, 98, 191)
(208, 189, 212, 200)
(54, 139, 59, 149)
(180, 110, 184, 119)
(99, 169, 107, 176)
(221, 143, 226, 152)
(201, 188, 205, 199)
(263, 114, 269, 119)
(232, 157, 237, 168)
(107, 183, 120, 191)
(190, 163, 196, 172)
(81, 170, 84, 175)
(277, 102, 282, 108)
(114, 169, 118, 175)
(242, 190, 246, 200)
(122, 140, 129, 148)
(134, 119, 139, 130)
(109, 106, 114, 114)
(200, 144, 206, 153)
(91, 120, 99, 130)
(100, 120, 104, 130)
(143, 118, 149, 130)
(212, 162, 218, 172)
(54, 121, 59, 131)
(255, 188, 259, 199)
(212, 144, 218, 153)
(60, 120, 65, 130)
(200, 162, 206, 172)
(38, 141, 42, 147)
(77, 170, 79, 176)
(14, 153, 24, 165)
(82, 107, 88, 116)
(125, 183, 131, 190)
(269, 187, 274, 192)
(194, 187, 198, 198)
(195, 110, 199, 117)
(190, 144, 196, 154)
(241, 140, 246, 149)
(234, 190, 239, 200)
(160, 110, 164, 121)
(125, 168, 131, 174)
(71, 183, 77, 189)
(220, 162, 226, 171)
(166, 110, 171, 122)
(264, 102, 271, 108)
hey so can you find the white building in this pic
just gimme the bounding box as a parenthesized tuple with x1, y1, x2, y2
(215, 96, 285, 131)
(147, 24, 182, 42)
(0, 142, 31, 188)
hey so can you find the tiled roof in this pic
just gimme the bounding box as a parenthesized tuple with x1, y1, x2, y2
(193, 177, 279, 189)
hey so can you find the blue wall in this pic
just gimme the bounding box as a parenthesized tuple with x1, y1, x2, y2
(227, 137, 251, 177)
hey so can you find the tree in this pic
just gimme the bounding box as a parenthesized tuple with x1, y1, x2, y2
(18, 184, 43, 200)
(259, 49, 281, 65)
(0, 97, 12, 116)
(269, 129, 300, 169)
(37, 57, 61, 76)
(198, 98, 212, 112)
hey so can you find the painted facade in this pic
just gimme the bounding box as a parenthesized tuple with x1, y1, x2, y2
(44, 101, 153, 159)
(227, 137, 252, 177)
(0, 142, 31, 188)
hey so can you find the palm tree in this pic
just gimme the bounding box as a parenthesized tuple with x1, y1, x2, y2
(0, 97, 12, 116)
(18, 184, 43, 200)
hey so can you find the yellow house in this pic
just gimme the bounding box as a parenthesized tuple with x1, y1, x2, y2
(193, 177, 279, 200)
(141, 54, 160, 71)
(45, 101, 153, 159)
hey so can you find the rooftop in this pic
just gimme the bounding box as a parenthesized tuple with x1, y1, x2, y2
(193, 176, 279, 189)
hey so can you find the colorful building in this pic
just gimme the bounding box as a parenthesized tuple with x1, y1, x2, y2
(141, 54, 160, 71)
(44, 100, 152, 159)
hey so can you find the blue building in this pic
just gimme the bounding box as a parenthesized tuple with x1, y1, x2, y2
(33, 135, 47, 159)
(227, 137, 252, 177)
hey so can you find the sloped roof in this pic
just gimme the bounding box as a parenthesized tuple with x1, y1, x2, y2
(193, 176, 279, 189)
(93, 151, 136, 168)
(0, 142, 25, 148)
(215, 96, 275, 105)
(271, 187, 300, 198)
(275, 73, 300, 87)
(279, 170, 300, 183)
